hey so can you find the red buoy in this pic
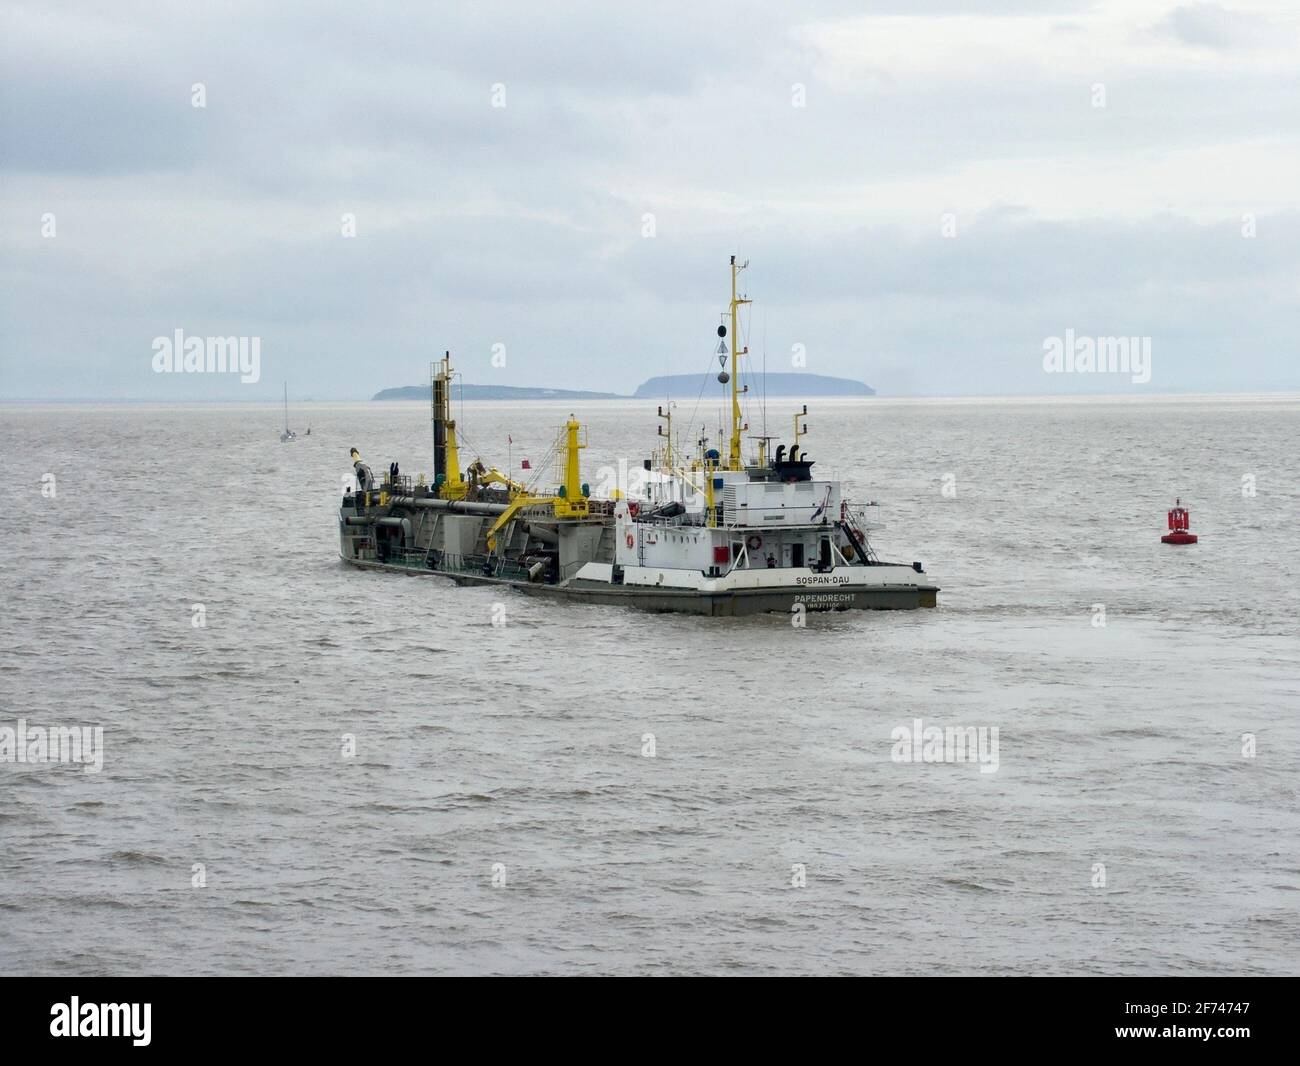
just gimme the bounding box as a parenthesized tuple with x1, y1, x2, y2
(1161, 498, 1198, 545)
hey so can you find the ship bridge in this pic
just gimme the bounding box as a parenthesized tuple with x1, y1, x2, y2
(720, 478, 839, 528)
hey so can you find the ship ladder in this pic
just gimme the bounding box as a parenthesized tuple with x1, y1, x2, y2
(836, 520, 874, 566)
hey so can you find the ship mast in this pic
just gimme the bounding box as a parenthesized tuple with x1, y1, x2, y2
(727, 256, 751, 471)
(431, 352, 466, 499)
(657, 403, 674, 472)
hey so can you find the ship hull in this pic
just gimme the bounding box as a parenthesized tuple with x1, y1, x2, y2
(341, 555, 938, 615)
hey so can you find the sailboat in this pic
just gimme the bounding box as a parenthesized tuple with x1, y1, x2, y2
(280, 383, 297, 442)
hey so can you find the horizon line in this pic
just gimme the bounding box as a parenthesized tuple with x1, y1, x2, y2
(3, 388, 1299, 405)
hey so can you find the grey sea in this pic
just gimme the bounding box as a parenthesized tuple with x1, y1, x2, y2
(2, 395, 1298, 976)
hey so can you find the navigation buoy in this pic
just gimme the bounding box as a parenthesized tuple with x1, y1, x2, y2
(1161, 498, 1198, 545)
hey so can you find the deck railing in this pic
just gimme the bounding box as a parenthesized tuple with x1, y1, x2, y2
(382, 546, 533, 582)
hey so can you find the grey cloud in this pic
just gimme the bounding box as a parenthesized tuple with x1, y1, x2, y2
(1155, 3, 1281, 51)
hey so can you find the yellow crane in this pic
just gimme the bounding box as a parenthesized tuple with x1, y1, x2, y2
(466, 459, 527, 497)
(485, 417, 588, 551)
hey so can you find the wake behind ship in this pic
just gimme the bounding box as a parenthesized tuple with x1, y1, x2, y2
(338, 258, 938, 615)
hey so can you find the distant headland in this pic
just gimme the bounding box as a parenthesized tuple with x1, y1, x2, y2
(373, 372, 874, 401)
(633, 373, 874, 397)
(372, 383, 623, 401)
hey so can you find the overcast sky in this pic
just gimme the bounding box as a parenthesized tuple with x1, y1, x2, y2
(2, 0, 1297, 399)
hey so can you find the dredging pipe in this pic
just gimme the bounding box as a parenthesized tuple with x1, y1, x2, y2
(387, 496, 512, 517)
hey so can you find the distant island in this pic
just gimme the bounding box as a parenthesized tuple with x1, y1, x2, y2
(633, 373, 874, 397)
(373, 372, 874, 401)
(373, 383, 623, 401)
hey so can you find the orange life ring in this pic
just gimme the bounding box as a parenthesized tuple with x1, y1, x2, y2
(625, 532, 635, 549)
(746, 534, 762, 551)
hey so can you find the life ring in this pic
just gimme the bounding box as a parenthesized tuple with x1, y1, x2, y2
(746, 534, 763, 550)
(628, 501, 639, 517)
(625, 532, 635, 549)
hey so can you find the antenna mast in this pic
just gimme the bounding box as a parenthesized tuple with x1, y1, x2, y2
(727, 256, 752, 471)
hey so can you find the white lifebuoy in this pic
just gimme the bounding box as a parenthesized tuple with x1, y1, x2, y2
(746, 534, 763, 551)
(625, 532, 635, 549)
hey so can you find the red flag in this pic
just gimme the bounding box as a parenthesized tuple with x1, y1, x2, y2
(521, 459, 531, 469)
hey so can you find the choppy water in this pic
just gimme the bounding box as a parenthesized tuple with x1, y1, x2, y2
(2, 395, 1298, 975)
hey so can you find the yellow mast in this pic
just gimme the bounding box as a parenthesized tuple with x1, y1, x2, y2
(444, 420, 464, 499)
(433, 352, 467, 500)
(552, 416, 588, 519)
(727, 256, 751, 471)
(486, 415, 588, 549)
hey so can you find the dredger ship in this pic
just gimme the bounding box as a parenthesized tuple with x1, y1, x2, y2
(338, 258, 938, 615)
